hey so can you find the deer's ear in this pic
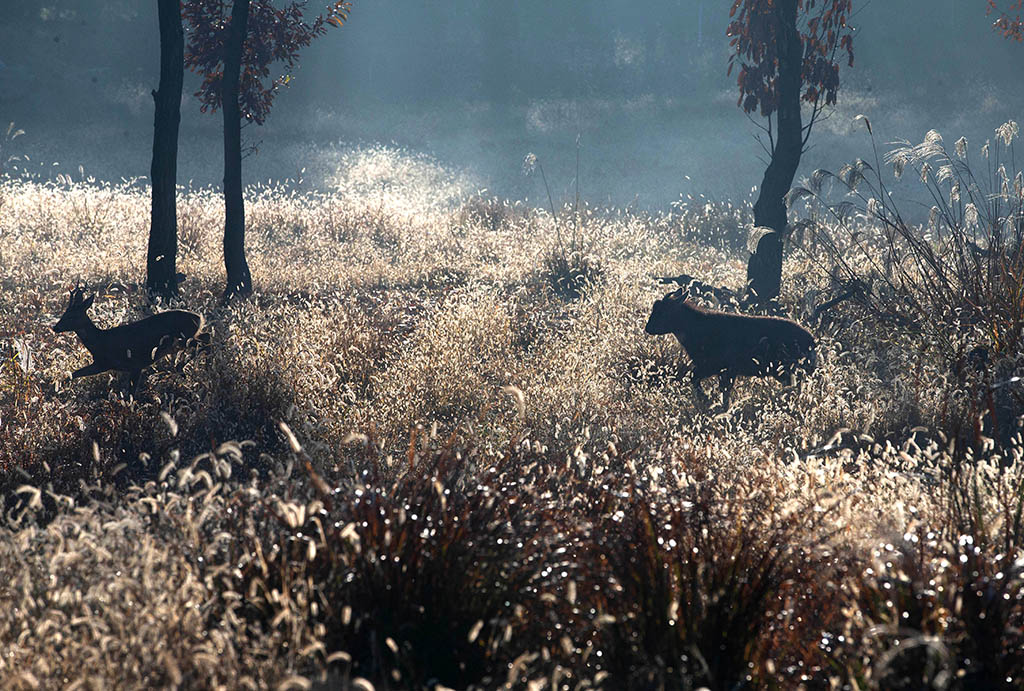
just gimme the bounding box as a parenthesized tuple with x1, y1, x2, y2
(82, 294, 95, 309)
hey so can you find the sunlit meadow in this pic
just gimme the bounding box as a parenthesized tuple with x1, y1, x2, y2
(1, 132, 1023, 689)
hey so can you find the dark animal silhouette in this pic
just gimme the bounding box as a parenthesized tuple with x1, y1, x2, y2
(645, 289, 816, 410)
(52, 287, 205, 393)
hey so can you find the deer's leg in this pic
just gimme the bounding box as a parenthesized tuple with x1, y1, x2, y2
(176, 338, 205, 373)
(773, 364, 795, 387)
(777, 361, 808, 390)
(72, 362, 107, 379)
(791, 357, 816, 395)
(717, 374, 735, 412)
(173, 349, 188, 374)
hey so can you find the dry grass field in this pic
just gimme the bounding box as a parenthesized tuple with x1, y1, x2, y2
(1, 135, 1023, 689)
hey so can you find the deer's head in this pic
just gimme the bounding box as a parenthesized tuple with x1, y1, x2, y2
(53, 287, 95, 333)
(645, 289, 690, 335)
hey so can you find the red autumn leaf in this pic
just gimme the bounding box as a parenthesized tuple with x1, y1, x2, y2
(183, 0, 352, 126)
(726, 0, 855, 116)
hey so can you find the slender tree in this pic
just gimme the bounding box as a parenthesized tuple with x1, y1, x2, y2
(147, 0, 185, 300)
(221, 0, 251, 298)
(727, 0, 854, 301)
(183, 0, 351, 299)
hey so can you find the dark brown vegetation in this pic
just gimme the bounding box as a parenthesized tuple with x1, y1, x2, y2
(645, 288, 816, 410)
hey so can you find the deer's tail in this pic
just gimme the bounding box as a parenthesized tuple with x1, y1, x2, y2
(188, 313, 212, 348)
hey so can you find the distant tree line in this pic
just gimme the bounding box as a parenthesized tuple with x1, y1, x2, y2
(9, 2, 1021, 110)
(10, 1, 1016, 303)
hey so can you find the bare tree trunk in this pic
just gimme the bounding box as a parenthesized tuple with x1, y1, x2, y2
(147, 0, 184, 300)
(222, 0, 252, 299)
(746, 0, 802, 302)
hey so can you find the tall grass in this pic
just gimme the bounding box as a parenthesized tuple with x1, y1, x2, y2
(836, 454, 1024, 689)
(792, 119, 1024, 446)
(793, 120, 1024, 363)
(1, 139, 1022, 688)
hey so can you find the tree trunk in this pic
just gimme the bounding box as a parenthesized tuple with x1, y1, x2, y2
(746, 0, 802, 302)
(222, 0, 252, 299)
(146, 0, 184, 301)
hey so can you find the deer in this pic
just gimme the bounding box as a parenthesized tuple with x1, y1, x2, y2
(645, 288, 816, 412)
(52, 287, 207, 394)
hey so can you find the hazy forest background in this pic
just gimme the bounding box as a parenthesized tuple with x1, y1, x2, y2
(3, 1, 1022, 207)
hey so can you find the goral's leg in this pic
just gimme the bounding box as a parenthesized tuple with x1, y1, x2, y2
(72, 362, 107, 379)
(127, 369, 143, 400)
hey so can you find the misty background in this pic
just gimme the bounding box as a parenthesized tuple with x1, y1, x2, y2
(2, 1, 1021, 211)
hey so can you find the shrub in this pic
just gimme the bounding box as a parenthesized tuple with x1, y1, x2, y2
(792, 120, 1024, 446)
(836, 454, 1024, 689)
(543, 248, 604, 300)
(666, 194, 754, 255)
(238, 433, 611, 689)
(0, 441, 324, 689)
(597, 453, 846, 690)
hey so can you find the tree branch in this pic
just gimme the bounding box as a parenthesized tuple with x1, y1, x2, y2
(810, 278, 866, 324)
